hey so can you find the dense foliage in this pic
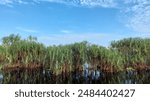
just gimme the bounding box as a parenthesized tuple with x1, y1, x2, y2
(111, 38, 150, 70)
(0, 34, 150, 83)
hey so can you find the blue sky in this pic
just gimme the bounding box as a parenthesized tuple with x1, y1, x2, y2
(0, 0, 150, 46)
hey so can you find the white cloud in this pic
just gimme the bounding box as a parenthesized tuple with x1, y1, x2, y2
(124, 0, 150, 4)
(0, 0, 28, 6)
(0, 0, 117, 7)
(0, 0, 13, 6)
(17, 0, 27, 4)
(60, 30, 72, 34)
(35, 0, 117, 8)
(16, 27, 38, 33)
(80, 0, 116, 7)
(123, 0, 150, 33)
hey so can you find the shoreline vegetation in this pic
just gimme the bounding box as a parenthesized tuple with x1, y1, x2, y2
(0, 34, 150, 84)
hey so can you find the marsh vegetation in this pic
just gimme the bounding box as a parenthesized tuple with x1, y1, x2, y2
(0, 34, 150, 84)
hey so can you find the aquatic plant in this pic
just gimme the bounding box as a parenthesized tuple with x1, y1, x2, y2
(111, 37, 150, 70)
(1, 34, 150, 83)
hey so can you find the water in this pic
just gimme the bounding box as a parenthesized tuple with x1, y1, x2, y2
(0, 72, 3, 84)
(1, 69, 150, 84)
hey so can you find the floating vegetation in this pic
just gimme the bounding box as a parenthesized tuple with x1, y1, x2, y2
(0, 34, 150, 84)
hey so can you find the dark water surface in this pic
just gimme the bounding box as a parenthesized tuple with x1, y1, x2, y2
(0, 71, 3, 84)
(0, 69, 150, 84)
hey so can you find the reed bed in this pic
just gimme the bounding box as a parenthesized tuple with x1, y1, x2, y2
(0, 34, 150, 83)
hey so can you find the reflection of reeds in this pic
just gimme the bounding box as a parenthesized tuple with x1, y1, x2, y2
(0, 34, 150, 83)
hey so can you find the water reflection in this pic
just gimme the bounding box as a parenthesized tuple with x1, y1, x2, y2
(82, 62, 101, 83)
(0, 72, 3, 84)
(1, 69, 150, 84)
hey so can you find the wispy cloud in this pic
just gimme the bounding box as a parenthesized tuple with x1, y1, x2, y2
(0, 0, 117, 8)
(1, 0, 150, 34)
(37, 33, 119, 46)
(60, 30, 72, 34)
(0, 0, 13, 6)
(37, 0, 117, 8)
(16, 27, 38, 33)
(17, 0, 28, 4)
(80, 0, 117, 8)
(0, 0, 28, 6)
(122, 0, 150, 33)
